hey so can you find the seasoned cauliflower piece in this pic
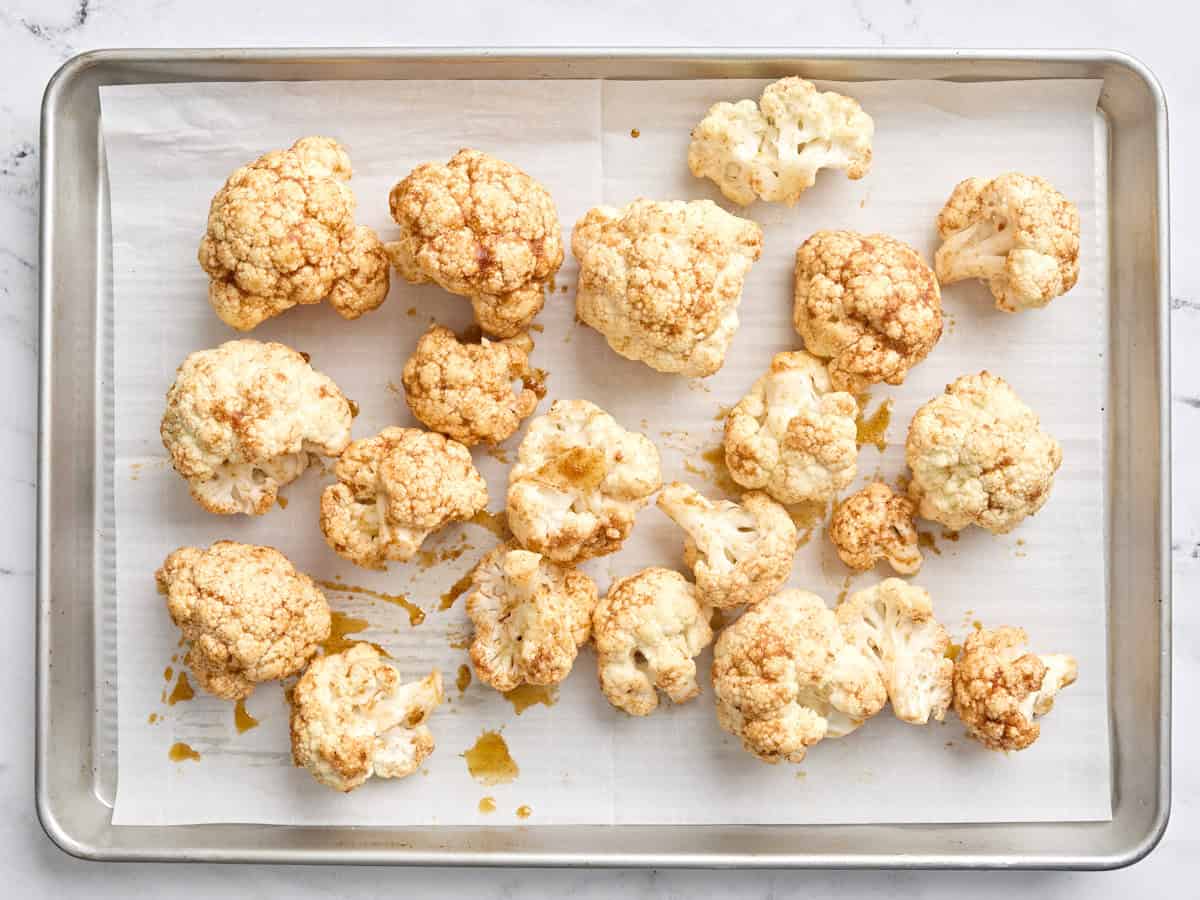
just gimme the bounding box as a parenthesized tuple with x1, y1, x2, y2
(593, 568, 713, 716)
(466, 546, 598, 692)
(506, 399, 662, 563)
(935, 172, 1080, 312)
(320, 427, 488, 569)
(198, 136, 389, 330)
(723, 350, 858, 504)
(829, 481, 922, 574)
(289, 644, 443, 792)
(401, 324, 544, 446)
(571, 199, 763, 377)
(793, 230, 942, 394)
(906, 372, 1062, 534)
(688, 76, 873, 206)
(656, 481, 797, 609)
(836, 579, 952, 724)
(160, 339, 353, 515)
(713, 589, 887, 763)
(952, 626, 1078, 751)
(386, 148, 563, 338)
(156, 541, 331, 701)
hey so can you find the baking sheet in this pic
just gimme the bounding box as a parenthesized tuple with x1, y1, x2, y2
(100, 77, 1110, 827)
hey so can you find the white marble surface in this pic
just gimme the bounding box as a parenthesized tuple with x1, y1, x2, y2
(1, 0, 1194, 895)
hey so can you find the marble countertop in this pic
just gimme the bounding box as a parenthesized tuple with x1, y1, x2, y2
(2, 0, 1194, 896)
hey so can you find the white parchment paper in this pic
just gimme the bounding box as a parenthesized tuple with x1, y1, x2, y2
(101, 77, 1110, 826)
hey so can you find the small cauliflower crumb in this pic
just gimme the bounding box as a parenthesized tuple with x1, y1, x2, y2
(829, 481, 922, 574)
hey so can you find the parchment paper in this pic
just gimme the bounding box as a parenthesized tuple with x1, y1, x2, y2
(101, 77, 1110, 827)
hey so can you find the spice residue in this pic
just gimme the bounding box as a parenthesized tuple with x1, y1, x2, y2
(478, 796, 497, 814)
(468, 509, 511, 540)
(787, 500, 828, 547)
(439, 571, 475, 611)
(942, 530, 960, 542)
(386, 380, 402, 397)
(630, 128, 641, 138)
(835, 574, 854, 605)
(698, 445, 741, 496)
(530, 323, 544, 333)
(917, 530, 942, 556)
(463, 730, 519, 785)
(714, 403, 734, 421)
(945, 643, 962, 661)
(316, 580, 426, 627)
(320, 611, 390, 658)
(972, 619, 983, 631)
(234, 699, 259, 733)
(503, 684, 558, 715)
(168, 742, 201, 763)
(457, 664, 472, 694)
(516, 804, 532, 819)
(147, 713, 159, 725)
(167, 672, 194, 706)
(855, 398, 892, 452)
(163, 666, 174, 682)
(447, 627, 472, 650)
(484, 445, 512, 465)
(710, 608, 729, 631)
(407, 306, 417, 317)
(276, 495, 289, 510)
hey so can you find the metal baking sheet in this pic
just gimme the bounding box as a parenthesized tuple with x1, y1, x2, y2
(36, 48, 1171, 868)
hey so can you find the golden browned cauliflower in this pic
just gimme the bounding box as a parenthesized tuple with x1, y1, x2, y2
(952, 626, 1078, 751)
(466, 545, 598, 693)
(320, 427, 488, 569)
(155, 541, 331, 701)
(906, 372, 1062, 534)
(723, 350, 859, 504)
(160, 339, 354, 515)
(828, 481, 922, 574)
(712, 589, 886, 764)
(198, 136, 389, 330)
(386, 148, 563, 338)
(593, 568, 713, 716)
(656, 481, 797, 609)
(935, 172, 1080, 312)
(571, 199, 763, 377)
(506, 399, 662, 563)
(793, 230, 943, 394)
(289, 644, 443, 792)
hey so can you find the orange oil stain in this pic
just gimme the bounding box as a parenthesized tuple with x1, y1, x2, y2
(234, 699, 259, 733)
(463, 730, 519, 785)
(503, 684, 557, 715)
(167, 672, 194, 705)
(316, 580, 425, 627)
(168, 742, 201, 763)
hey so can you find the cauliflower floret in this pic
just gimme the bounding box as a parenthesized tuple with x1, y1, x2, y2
(836, 579, 952, 724)
(593, 568, 713, 716)
(386, 148, 563, 338)
(688, 76, 873, 206)
(829, 481, 922, 574)
(198, 136, 389, 330)
(712, 589, 887, 763)
(506, 399, 662, 563)
(571, 199, 763, 377)
(160, 339, 353, 515)
(656, 481, 797, 609)
(906, 371, 1062, 534)
(466, 545, 597, 692)
(155, 541, 331, 701)
(289, 644, 443, 792)
(793, 230, 943, 394)
(952, 626, 1078, 751)
(320, 427, 488, 569)
(723, 350, 858, 504)
(935, 172, 1080, 312)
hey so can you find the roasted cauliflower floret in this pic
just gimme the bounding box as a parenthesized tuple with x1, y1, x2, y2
(952, 626, 1078, 751)
(724, 350, 858, 504)
(829, 481, 922, 574)
(289, 644, 443, 792)
(386, 148, 563, 338)
(688, 76, 873, 206)
(793, 230, 943, 394)
(320, 427, 488, 569)
(506, 399, 662, 563)
(466, 546, 598, 692)
(935, 172, 1080, 312)
(656, 481, 797, 609)
(571, 199, 763, 377)
(906, 372, 1062, 534)
(712, 589, 886, 764)
(593, 568, 713, 716)
(160, 339, 353, 515)
(198, 136, 389, 330)
(155, 541, 331, 701)
(836, 579, 952, 724)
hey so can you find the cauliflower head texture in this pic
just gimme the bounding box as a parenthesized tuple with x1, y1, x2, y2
(656, 481, 797, 609)
(935, 172, 1080, 312)
(724, 350, 858, 504)
(160, 339, 354, 515)
(320, 427, 488, 569)
(571, 199, 763, 377)
(198, 136, 389, 330)
(906, 371, 1062, 534)
(289, 644, 443, 792)
(156, 541, 331, 701)
(793, 230, 942, 393)
(593, 567, 713, 716)
(688, 76, 874, 206)
(386, 148, 563, 338)
(506, 399, 662, 563)
(829, 481, 922, 574)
